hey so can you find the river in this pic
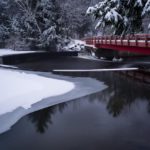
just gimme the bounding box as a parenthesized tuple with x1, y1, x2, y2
(0, 57, 150, 150)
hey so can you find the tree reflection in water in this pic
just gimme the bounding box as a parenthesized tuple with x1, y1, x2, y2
(58, 71, 150, 117)
(29, 71, 150, 133)
(88, 71, 150, 117)
(28, 103, 68, 133)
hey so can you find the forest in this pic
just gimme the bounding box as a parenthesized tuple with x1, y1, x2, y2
(0, 0, 99, 50)
(0, 0, 150, 51)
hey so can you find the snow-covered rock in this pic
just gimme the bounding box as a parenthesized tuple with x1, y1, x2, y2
(63, 39, 86, 51)
(63, 39, 96, 51)
(112, 57, 123, 62)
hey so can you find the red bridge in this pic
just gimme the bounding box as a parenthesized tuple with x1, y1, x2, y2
(84, 34, 150, 55)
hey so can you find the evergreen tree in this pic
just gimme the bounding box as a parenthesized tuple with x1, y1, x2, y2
(0, 0, 100, 49)
(87, 0, 149, 35)
(142, 0, 150, 29)
(13, 0, 64, 51)
(60, 0, 94, 38)
(0, 1, 11, 45)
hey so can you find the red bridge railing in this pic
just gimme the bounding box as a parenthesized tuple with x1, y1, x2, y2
(84, 34, 150, 55)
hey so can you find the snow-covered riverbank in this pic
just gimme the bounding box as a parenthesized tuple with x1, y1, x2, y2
(0, 69, 75, 115)
(0, 69, 107, 134)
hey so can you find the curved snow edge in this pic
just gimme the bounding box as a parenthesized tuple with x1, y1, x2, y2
(0, 69, 75, 116)
(0, 70, 107, 134)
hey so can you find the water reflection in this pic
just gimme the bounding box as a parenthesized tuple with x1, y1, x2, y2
(29, 103, 68, 133)
(28, 71, 150, 133)
(56, 71, 150, 117)
(97, 72, 150, 117)
(1, 71, 150, 150)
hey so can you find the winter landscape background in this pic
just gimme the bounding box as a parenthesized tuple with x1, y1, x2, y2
(0, 0, 149, 52)
(0, 0, 100, 51)
(0, 1, 150, 150)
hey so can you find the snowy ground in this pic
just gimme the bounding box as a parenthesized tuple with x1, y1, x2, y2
(0, 49, 38, 57)
(0, 49, 43, 69)
(0, 69, 75, 116)
(0, 68, 107, 134)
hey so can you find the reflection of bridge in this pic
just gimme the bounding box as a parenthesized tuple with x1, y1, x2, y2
(84, 34, 150, 55)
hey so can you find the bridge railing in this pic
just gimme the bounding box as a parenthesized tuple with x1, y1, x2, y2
(85, 34, 150, 48)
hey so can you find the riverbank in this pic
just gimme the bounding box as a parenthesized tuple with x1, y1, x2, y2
(0, 68, 107, 134)
(0, 50, 78, 65)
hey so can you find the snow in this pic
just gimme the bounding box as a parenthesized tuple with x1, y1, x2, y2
(112, 57, 123, 62)
(87, 0, 150, 33)
(0, 69, 74, 115)
(63, 39, 96, 52)
(0, 64, 18, 69)
(104, 9, 122, 23)
(134, 0, 143, 7)
(0, 69, 107, 134)
(0, 49, 38, 56)
(63, 39, 86, 51)
(86, 6, 97, 15)
(142, 0, 150, 15)
(53, 68, 138, 72)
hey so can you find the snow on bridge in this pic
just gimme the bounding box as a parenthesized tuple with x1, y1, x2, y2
(84, 34, 150, 55)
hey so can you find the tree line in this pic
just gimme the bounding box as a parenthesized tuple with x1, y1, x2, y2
(0, 0, 97, 50)
(1, 0, 149, 51)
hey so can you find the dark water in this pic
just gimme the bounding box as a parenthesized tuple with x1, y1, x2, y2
(0, 71, 150, 150)
(16, 57, 123, 71)
(16, 56, 150, 72)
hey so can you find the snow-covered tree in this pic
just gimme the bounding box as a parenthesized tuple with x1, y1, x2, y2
(87, 0, 150, 35)
(0, 1, 11, 45)
(142, 0, 150, 29)
(0, 0, 102, 49)
(59, 0, 97, 38)
(12, 0, 65, 51)
(87, 0, 124, 35)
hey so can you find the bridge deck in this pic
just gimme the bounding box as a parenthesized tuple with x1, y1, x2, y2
(85, 34, 150, 55)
